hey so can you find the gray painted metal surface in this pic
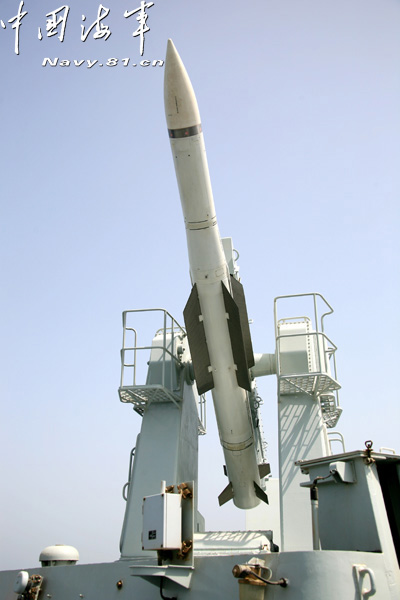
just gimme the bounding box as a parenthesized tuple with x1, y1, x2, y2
(2, 550, 399, 599)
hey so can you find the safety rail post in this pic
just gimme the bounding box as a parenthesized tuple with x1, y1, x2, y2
(120, 310, 138, 388)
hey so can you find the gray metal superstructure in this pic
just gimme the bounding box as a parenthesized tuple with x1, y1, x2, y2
(1, 40, 399, 600)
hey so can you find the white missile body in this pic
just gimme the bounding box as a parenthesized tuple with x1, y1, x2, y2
(164, 40, 266, 509)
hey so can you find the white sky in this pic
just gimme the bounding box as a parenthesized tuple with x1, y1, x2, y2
(1, 0, 399, 571)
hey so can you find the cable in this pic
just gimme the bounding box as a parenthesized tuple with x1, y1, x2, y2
(239, 568, 288, 588)
(159, 576, 177, 600)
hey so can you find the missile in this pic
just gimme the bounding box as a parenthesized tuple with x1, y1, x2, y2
(164, 40, 268, 510)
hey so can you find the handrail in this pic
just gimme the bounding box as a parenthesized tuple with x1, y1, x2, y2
(274, 293, 334, 336)
(118, 308, 206, 433)
(274, 294, 340, 426)
(122, 447, 136, 501)
(120, 309, 186, 390)
(328, 431, 346, 453)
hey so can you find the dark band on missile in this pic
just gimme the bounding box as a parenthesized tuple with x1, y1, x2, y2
(168, 124, 202, 138)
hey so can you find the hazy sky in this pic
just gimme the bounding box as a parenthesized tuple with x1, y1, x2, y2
(1, 0, 399, 571)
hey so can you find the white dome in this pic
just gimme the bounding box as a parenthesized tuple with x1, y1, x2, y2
(39, 545, 79, 566)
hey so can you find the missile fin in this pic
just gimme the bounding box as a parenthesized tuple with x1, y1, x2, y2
(221, 282, 252, 392)
(183, 284, 214, 395)
(230, 276, 255, 369)
(258, 463, 271, 479)
(254, 481, 269, 505)
(218, 482, 234, 506)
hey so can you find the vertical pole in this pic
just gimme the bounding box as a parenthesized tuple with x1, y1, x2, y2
(313, 294, 322, 372)
(310, 484, 320, 550)
(133, 326, 137, 386)
(162, 310, 167, 388)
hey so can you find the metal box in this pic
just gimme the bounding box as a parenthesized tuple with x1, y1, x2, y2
(142, 492, 182, 550)
(278, 320, 314, 376)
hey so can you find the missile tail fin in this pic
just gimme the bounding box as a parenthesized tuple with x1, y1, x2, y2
(221, 282, 252, 392)
(254, 481, 269, 505)
(258, 463, 271, 479)
(218, 482, 234, 506)
(183, 284, 214, 395)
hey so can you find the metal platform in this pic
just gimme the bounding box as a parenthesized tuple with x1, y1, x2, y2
(119, 384, 182, 415)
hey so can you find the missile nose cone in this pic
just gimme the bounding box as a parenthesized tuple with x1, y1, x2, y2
(164, 39, 201, 130)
